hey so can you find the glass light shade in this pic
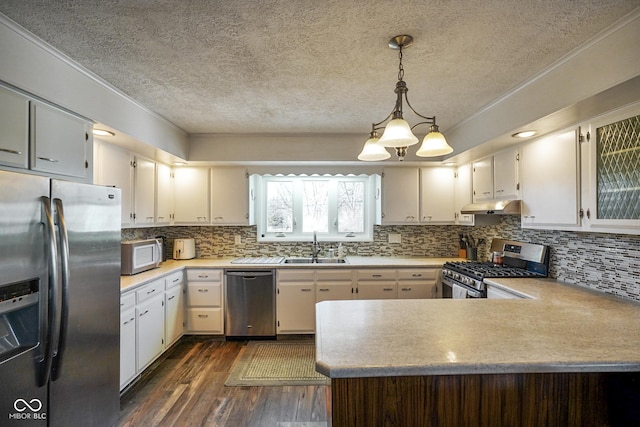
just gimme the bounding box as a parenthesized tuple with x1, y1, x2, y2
(416, 130, 453, 157)
(358, 135, 391, 161)
(378, 118, 419, 148)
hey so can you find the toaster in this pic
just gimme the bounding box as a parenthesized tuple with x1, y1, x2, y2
(173, 238, 196, 259)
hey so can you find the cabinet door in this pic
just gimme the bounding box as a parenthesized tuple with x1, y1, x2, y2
(357, 282, 397, 299)
(165, 286, 184, 348)
(382, 167, 419, 224)
(521, 130, 580, 228)
(211, 167, 249, 225)
(315, 282, 354, 302)
(30, 100, 90, 179)
(493, 147, 519, 200)
(136, 293, 165, 371)
(472, 157, 493, 202)
(454, 163, 474, 225)
(173, 167, 210, 224)
(119, 307, 137, 390)
(397, 284, 433, 299)
(134, 156, 156, 225)
(156, 162, 173, 225)
(94, 141, 134, 227)
(277, 283, 316, 333)
(0, 85, 29, 169)
(420, 167, 455, 223)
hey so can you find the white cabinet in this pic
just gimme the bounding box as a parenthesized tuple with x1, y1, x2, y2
(211, 167, 250, 225)
(356, 269, 397, 300)
(486, 284, 526, 299)
(135, 279, 165, 372)
(134, 156, 156, 225)
(94, 141, 134, 226)
(420, 167, 455, 224)
(0, 85, 29, 169)
(276, 269, 316, 334)
(164, 271, 184, 348)
(521, 129, 580, 228)
(30, 100, 91, 179)
(315, 269, 354, 302)
(454, 163, 474, 225)
(173, 167, 210, 224)
(381, 167, 420, 224)
(156, 162, 173, 225)
(185, 269, 223, 334)
(473, 147, 519, 202)
(397, 268, 439, 299)
(119, 292, 136, 391)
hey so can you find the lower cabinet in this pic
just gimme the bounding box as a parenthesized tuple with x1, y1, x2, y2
(397, 269, 439, 299)
(277, 270, 316, 334)
(136, 285, 165, 372)
(356, 269, 397, 300)
(164, 271, 185, 347)
(119, 293, 136, 390)
(185, 269, 224, 334)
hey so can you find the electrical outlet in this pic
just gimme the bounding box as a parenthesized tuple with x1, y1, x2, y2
(234, 235, 241, 245)
(388, 233, 401, 244)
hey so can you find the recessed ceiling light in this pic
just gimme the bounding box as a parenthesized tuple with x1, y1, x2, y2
(511, 130, 537, 138)
(93, 129, 115, 137)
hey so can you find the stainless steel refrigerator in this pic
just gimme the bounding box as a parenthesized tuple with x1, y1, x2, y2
(0, 170, 121, 426)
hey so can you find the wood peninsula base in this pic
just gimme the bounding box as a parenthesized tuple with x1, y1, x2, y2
(329, 372, 640, 427)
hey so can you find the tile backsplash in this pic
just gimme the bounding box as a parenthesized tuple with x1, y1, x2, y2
(123, 217, 640, 302)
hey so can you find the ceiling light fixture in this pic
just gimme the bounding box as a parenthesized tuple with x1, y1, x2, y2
(358, 35, 453, 162)
(92, 129, 115, 137)
(512, 130, 537, 138)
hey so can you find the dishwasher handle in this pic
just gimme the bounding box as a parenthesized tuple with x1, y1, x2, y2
(226, 271, 274, 279)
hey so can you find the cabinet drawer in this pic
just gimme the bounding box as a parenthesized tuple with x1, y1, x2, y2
(165, 271, 184, 289)
(187, 269, 222, 282)
(187, 308, 223, 333)
(316, 269, 353, 282)
(357, 283, 397, 299)
(356, 269, 396, 281)
(398, 284, 433, 299)
(187, 282, 221, 307)
(135, 278, 164, 303)
(397, 269, 438, 281)
(120, 292, 135, 312)
(277, 269, 315, 282)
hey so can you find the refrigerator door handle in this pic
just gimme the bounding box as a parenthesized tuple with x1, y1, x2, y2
(39, 196, 60, 387)
(51, 198, 70, 381)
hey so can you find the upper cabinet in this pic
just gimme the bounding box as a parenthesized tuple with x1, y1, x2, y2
(133, 156, 156, 226)
(580, 105, 640, 233)
(94, 141, 134, 226)
(211, 167, 251, 225)
(381, 167, 420, 224)
(1, 83, 92, 182)
(420, 167, 455, 224)
(521, 129, 580, 228)
(156, 163, 173, 226)
(473, 147, 519, 202)
(0, 85, 29, 169)
(173, 167, 210, 225)
(454, 163, 474, 226)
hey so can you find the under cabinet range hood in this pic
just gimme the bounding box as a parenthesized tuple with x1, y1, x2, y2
(460, 200, 521, 215)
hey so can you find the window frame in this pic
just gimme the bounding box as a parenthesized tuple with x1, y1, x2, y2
(255, 174, 377, 242)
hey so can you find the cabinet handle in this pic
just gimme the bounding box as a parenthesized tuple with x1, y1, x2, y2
(172, 278, 180, 283)
(139, 310, 149, 317)
(37, 156, 59, 163)
(411, 274, 422, 277)
(483, 192, 491, 195)
(372, 274, 382, 278)
(496, 189, 504, 193)
(168, 295, 175, 301)
(147, 288, 157, 295)
(123, 317, 135, 325)
(318, 288, 329, 292)
(406, 215, 415, 220)
(198, 274, 209, 278)
(301, 288, 312, 292)
(0, 147, 22, 155)
(401, 287, 412, 291)
(198, 289, 209, 292)
(383, 288, 394, 291)
(198, 314, 209, 318)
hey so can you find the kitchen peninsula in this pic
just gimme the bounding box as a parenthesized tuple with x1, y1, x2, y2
(315, 278, 640, 426)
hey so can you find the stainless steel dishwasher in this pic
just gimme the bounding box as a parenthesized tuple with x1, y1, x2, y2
(225, 270, 276, 339)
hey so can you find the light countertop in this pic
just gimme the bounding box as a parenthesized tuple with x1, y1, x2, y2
(315, 278, 640, 378)
(120, 256, 459, 292)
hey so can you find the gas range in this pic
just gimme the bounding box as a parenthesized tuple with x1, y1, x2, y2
(441, 239, 549, 298)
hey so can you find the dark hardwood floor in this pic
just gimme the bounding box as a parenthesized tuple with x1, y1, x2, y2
(118, 337, 329, 427)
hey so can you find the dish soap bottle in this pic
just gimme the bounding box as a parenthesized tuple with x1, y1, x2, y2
(337, 243, 346, 259)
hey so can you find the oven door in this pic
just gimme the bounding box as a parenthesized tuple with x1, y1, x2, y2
(442, 276, 483, 299)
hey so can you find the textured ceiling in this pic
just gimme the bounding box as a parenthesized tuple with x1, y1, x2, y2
(0, 0, 638, 136)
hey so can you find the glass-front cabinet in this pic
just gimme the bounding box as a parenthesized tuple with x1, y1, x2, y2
(581, 103, 640, 233)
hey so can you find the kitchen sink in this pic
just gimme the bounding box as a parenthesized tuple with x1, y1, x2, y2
(283, 257, 347, 264)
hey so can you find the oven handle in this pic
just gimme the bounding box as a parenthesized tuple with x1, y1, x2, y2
(443, 277, 483, 299)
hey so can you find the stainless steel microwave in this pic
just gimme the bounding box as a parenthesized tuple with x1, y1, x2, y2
(121, 238, 163, 275)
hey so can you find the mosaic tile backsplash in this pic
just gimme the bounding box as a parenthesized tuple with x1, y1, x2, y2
(123, 216, 640, 302)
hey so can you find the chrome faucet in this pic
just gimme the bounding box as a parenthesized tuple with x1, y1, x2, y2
(311, 231, 320, 262)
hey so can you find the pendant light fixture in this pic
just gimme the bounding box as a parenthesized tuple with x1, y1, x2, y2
(358, 35, 453, 161)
